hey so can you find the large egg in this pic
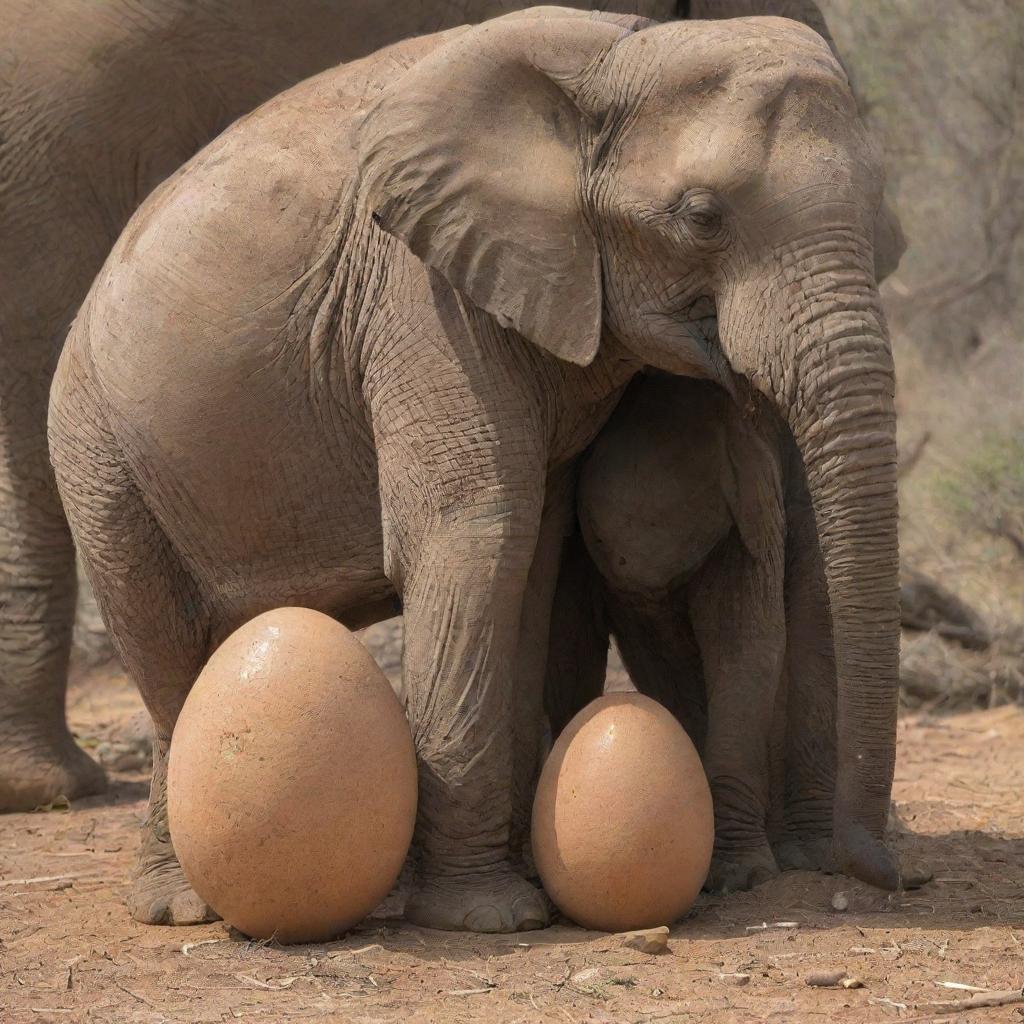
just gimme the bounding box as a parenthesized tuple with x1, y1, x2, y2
(168, 607, 417, 943)
(532, 693, 713, 932)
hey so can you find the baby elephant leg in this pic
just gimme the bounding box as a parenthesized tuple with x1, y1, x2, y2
(543, 529, 611, 740)
(50, 356, 216, 926)
(688, 534, 786, 893)
(607, 588, 708, 752)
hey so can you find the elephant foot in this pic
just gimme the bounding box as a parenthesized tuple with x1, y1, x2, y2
(832, 821, 900, 891)
(774, 834, 834, 873)
(406, 865, 549, 933)
(0, 722, 107, 812)
(129, 846, 219, 926)
(707, 844, 780, 894)
(129, 805, 218, 926)
(900, 862, 934, 890)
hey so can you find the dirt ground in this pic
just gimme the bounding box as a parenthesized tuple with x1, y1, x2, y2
(2, 653, 1023, 1024)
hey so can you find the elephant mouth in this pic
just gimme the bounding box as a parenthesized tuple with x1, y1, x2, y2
(634, 296, 732, 388)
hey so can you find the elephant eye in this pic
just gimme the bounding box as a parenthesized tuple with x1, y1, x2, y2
(673, 189, 724, 239)
(688, 209, 721, 231)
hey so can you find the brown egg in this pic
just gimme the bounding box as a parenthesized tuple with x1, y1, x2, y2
(168, 607, 417, 943)
(532, 693, 713, 932)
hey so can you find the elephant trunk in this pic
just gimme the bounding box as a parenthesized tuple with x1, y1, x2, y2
(789, 318, 900, 889)
(726, 254, 902, 889)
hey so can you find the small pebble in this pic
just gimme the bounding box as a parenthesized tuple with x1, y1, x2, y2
(718, 972, 751, 986)
(832, 892, 850, 912)
(620, 926, 670, 954)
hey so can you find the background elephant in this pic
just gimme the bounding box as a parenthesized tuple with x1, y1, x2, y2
(0, 0, 689, 814)
(50, 8, 900, 931)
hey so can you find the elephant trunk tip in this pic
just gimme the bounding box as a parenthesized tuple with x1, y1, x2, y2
(833, 819, 900, 891)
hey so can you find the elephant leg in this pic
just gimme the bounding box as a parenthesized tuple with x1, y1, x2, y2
(688, 532, 785, 893)
(765, 656, 789, 850)
(50, 363, 215, 925)
(0, 354, 105, 812)
(399, 515, 549, 934)
(607, 588, 707, 752)
(134, 730, 218, 927)
(542, 528, 610, 741)
(510, 470, 575, 870)
(774, 471, 837, 873)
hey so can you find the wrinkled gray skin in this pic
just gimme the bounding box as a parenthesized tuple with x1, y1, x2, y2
(51, 8, 900, 932)
(546, 375, 841, 892)
(0, 0, 685, 814)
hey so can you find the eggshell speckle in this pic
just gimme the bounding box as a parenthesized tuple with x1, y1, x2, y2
(532, 693, 713, 932)
(168, 608, 417, 943)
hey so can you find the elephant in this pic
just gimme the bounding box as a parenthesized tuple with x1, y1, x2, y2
(542, 190, 906, 894)
(545, 373, 841, 891)
(49, 6, 902, 932)
(2, 0, 697, 814)
(0, 0, 846, 818)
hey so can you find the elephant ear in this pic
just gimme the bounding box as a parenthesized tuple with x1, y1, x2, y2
(356, 14, 634, 366)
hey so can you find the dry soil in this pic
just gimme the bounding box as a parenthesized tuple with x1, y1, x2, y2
(2, 651, 1022, 1024)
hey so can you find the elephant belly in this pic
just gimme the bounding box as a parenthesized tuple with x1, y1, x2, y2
(118, 388, 390, 628)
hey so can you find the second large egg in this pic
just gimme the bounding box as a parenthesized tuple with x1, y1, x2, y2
(532, 693, 713, 933)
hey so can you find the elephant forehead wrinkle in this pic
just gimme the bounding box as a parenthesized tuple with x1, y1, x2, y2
(611, 116, 762, 210)
(751, 183, 862, 224)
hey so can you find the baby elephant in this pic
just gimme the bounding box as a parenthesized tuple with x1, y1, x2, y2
(546, 373, 840, 892)
(52, 7, 903, 931)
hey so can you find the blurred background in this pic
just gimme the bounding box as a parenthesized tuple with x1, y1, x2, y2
(821, 0, 1023, 709)
(72, 0, 1024, 714)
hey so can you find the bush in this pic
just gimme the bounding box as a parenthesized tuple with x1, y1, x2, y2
(934, 428, 1024, 557)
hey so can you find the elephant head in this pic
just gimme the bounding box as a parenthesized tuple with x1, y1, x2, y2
(357, 9, 901, 889)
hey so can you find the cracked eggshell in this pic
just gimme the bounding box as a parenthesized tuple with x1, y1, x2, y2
(168, 607, 417, 943)
(532, 692, 713, 932)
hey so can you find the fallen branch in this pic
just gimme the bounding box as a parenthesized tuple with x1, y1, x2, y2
(330, 943, 383, 957)
(895, 986, 1024, 1022)
(181, 939, 224, 957)
(0, 875, 72, 887)
(113, 981, 159, 1008)
(928, 987, 1024, 1012)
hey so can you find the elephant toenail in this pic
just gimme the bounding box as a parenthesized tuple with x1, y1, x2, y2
(465, 905, 505, 933)
(512, 898, 547, 931)
(149, 901, 171, 926)
(516, 914, 546, 932)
